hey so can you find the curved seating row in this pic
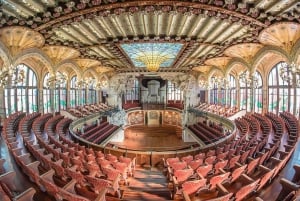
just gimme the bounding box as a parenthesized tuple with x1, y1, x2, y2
(165, 112, 297, 201)
(196, 103, 239, 117)
(68, 103, 114, 118)
(188, 121, 224, 145)
(79, 121, 119, 144)
(2, 112, 135, 201)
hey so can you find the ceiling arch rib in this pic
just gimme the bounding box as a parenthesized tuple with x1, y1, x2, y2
(224, 43, 264, 63)
(258, 22, 300, 54)
(42, 45, 80, 66)
(0, 1, 299, 75)
(0, 26, 44, 57)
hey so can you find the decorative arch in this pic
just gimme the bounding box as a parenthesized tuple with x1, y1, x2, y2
(83, 68, 98, 80)
(12, 48, 54, 75)
(225, 59, 249, 77)
(5, 63, 38, 116)
(292, 39, 300, 63)
(207, 67, 225, 81)
(252, 46, 289, 71)
(0, 41, 12, 68)
(56, 60, 82, 80)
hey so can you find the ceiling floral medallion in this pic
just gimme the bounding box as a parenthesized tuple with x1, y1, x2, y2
(120, 43, 184, 72)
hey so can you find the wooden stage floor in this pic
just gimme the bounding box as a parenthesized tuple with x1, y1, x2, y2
(110, 125, 196, 151)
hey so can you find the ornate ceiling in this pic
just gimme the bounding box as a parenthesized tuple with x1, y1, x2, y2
(0, 0, 299, 76)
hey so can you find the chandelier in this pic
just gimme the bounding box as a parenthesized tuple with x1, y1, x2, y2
(279, 62, 300, 85)
(210, 76, 229, 89)
(199, 80, 209, 89)
(95, 79, 108, 90)
(0, 65, 25, 88)
(136, 53, 169, 72)
(239, 70, 259, 88)
(76, 77, 95, 89)
(46, 72, 67, 87)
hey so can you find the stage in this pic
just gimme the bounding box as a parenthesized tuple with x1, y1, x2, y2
(110, 125, 197, 151)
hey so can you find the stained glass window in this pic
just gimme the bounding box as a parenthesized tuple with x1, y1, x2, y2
(88, 81, 96, 104)
(43, 73, 51, 113)
(254, 71, 263, 113)
(5, 64, 38, 116)
(70, 76, 77, 107)
(167, 81, 183, 101)
(120, 43, 183, 68)
(209, 78, 218, 104)
(268, 62, 291, 114)
(239, 75, 247, 110)
(228, 75, 237, 107)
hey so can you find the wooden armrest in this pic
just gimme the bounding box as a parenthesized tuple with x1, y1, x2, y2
(293, 165, 300, 173)
(182, 190, 192, 201)
(258, 165, 271, 173)
(94, 188, 107, 201)
(280, 178, 300, 191)
(216, 183, 229, 195)
(257, 152, 264, 157)
(173, 176, 179, 186)
(219, 168, 226, 174)
(235, 162, 242, 168)
(0, 171, 17, 190)
(241, 174, 254, 183)
(14, 187, 36, 201)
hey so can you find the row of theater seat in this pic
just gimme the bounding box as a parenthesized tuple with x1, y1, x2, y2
(164, 112, 298, 201)
(2, 112, 136, 201)
(196, 103, 239, 117)
(79, 121, 119, 144)
(68, 103, 114, 118)
(188, 121, 224, 144)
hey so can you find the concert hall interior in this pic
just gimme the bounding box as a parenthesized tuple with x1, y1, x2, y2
(0, 0, 300, 201)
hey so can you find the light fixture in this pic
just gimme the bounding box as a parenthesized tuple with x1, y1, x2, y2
(0, 65, 25, 88)
(210, 76, 228, 89)
(76, 77, 95, 89)
(95, 78, 108, 90)
(239, 70, 258, 88)
(279, 62, 300, 86)
(199, 80, 208, 89)
(46, 72, 67, 87)
(136, 53, 169, 72)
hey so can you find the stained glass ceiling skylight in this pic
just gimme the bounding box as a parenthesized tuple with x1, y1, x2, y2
(120, 43, 183, 69)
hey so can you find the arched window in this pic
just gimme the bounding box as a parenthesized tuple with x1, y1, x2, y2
(239, 74, 247, 110)
(228, 75, 237, 107)
(268, 62, 291, 114)
(70, 76, 78, 107)
(167, 81, 183, 101)
(125, 79, 139, 102)
(54, 72, 67, 112)
(43, 73, 51, 113)
(5, 64, 38, 116)
(88, 80, 97, 104)
(254, 71, 263, 113)
(81, 87, 86, 105)
(209, 77, 218, 104)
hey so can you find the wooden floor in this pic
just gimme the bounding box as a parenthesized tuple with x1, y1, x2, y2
(1, 130, 300, 201)
(111, 125, 195, 151)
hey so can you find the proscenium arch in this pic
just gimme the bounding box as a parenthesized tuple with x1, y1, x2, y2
(12, 48, 54, 75)
(55, 60, 82, 80)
